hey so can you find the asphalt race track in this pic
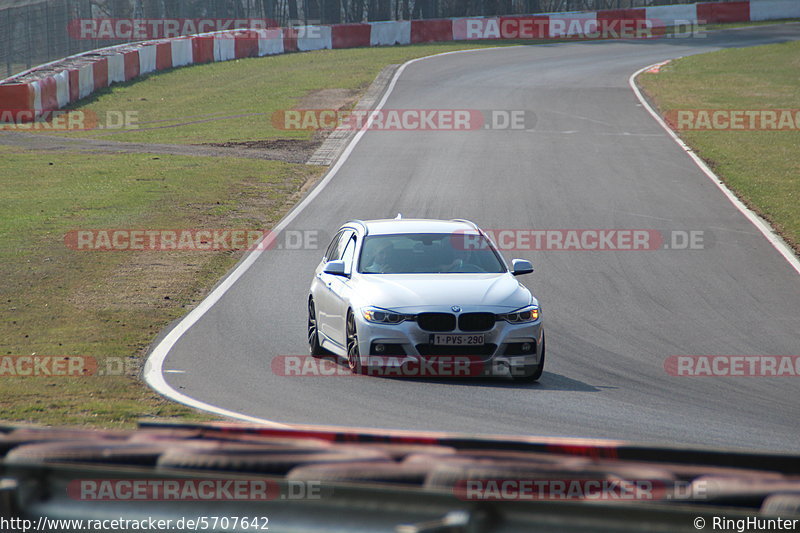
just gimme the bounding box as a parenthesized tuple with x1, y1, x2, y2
(152, 25, 800, 452)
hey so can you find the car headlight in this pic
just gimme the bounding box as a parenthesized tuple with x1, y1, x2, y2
(361, 307, 408, 324)
(499, 305, 540, 323)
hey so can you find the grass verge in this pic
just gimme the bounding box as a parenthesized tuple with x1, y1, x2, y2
(638, 40, 800, 254)
(0, 147, 323, 426)
(705, 18, 800, 31)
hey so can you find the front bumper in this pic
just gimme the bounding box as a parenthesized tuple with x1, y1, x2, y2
(354, 312, 544, 378)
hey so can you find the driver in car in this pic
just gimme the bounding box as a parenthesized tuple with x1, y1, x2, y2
(440, 251, 470, 272)
(440, 236, 477, 272)
(364, 241, 394, 273)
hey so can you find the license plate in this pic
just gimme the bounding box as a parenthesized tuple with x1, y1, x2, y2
(432, 334, 485, 346)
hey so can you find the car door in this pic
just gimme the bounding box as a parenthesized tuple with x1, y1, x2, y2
(316, 229, 353, 346)
(327, 233, 358, 347)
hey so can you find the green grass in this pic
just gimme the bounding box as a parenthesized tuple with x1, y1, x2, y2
(638, 40, 800, 254)
(705, 18, 800, 31)
(0, 147, 323, 427)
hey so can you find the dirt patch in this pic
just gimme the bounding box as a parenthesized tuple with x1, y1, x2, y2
(0, 131, 318, 164)
(202, 137, 324, 164)
(69, 254, 203, 311)
(298, 88, 361, 110)
(199, 86, 365, 164)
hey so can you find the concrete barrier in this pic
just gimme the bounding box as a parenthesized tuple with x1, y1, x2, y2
(697, 1, 751, 23)
(213, 34, 236, 62)
(258, 29, 284, 56)
(92, 58, 108, 90)
(138, 44, 157, 75)
(297, 25, 333, 51)
(411, 19, 453, 43)
(332, 24, 372, 48)
(54, 70, 70, 108)
(647, 4, 698, 27)
(369, 21, 411, 46)
(77, 63, 94, 99)
(750, 0, 800, 21)
(171, 38, 193, 67)
(107, 53, 126, 83)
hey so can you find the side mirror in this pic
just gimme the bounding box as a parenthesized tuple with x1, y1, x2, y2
(323, 260, 347, 276)
(511, 259, 534, 276)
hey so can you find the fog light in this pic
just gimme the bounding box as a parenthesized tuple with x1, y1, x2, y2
(374, 344, 385, 353)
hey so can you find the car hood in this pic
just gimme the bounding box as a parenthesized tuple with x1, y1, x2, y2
(352, 273, 532, 312)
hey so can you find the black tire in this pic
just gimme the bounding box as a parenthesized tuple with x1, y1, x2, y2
(349, 443, 456, 460)
(287, 461, 431, 486)
(346, 310, 363, 374)
(308, 297, 325, 357)
(512, 332, 545, 383)
(156, 442, 387, 475)
(762, 493, 800, 516)
(0, 428, 127, 457)
(5, 441, 171, 467)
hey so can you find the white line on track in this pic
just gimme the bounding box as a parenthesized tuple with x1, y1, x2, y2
(629, 63, 800, 276)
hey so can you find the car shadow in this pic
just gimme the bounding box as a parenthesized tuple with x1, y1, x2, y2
(328, 355, 603, 391)
(385, 371, 605, 392)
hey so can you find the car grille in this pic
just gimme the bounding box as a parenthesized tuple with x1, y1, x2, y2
(416, 343, 497, 356)
(458, 312, 496, 332)
(417, 313, 457, 332)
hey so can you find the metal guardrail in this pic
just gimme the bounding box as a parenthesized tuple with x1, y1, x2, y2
(0, 0, 737, 78)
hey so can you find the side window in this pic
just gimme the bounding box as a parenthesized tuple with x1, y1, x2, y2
(324, 233, 340, 262)
(333, 230, 354, 262)
(341, 236, 357, 275)
(324, 231, 344, 261)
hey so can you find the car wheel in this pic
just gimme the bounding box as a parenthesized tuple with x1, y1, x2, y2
(308, 298, 325, 357)
(346, 310, 363, 374)
(512, 333, 545, 383)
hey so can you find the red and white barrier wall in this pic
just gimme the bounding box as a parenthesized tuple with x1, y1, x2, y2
(1, 0, 797, 122)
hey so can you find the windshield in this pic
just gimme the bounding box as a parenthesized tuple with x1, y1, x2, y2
(358, 233, 505, 274)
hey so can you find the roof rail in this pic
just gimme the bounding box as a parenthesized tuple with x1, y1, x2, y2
(451, 219, 479, 230)
(344, 219, 368, 235)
